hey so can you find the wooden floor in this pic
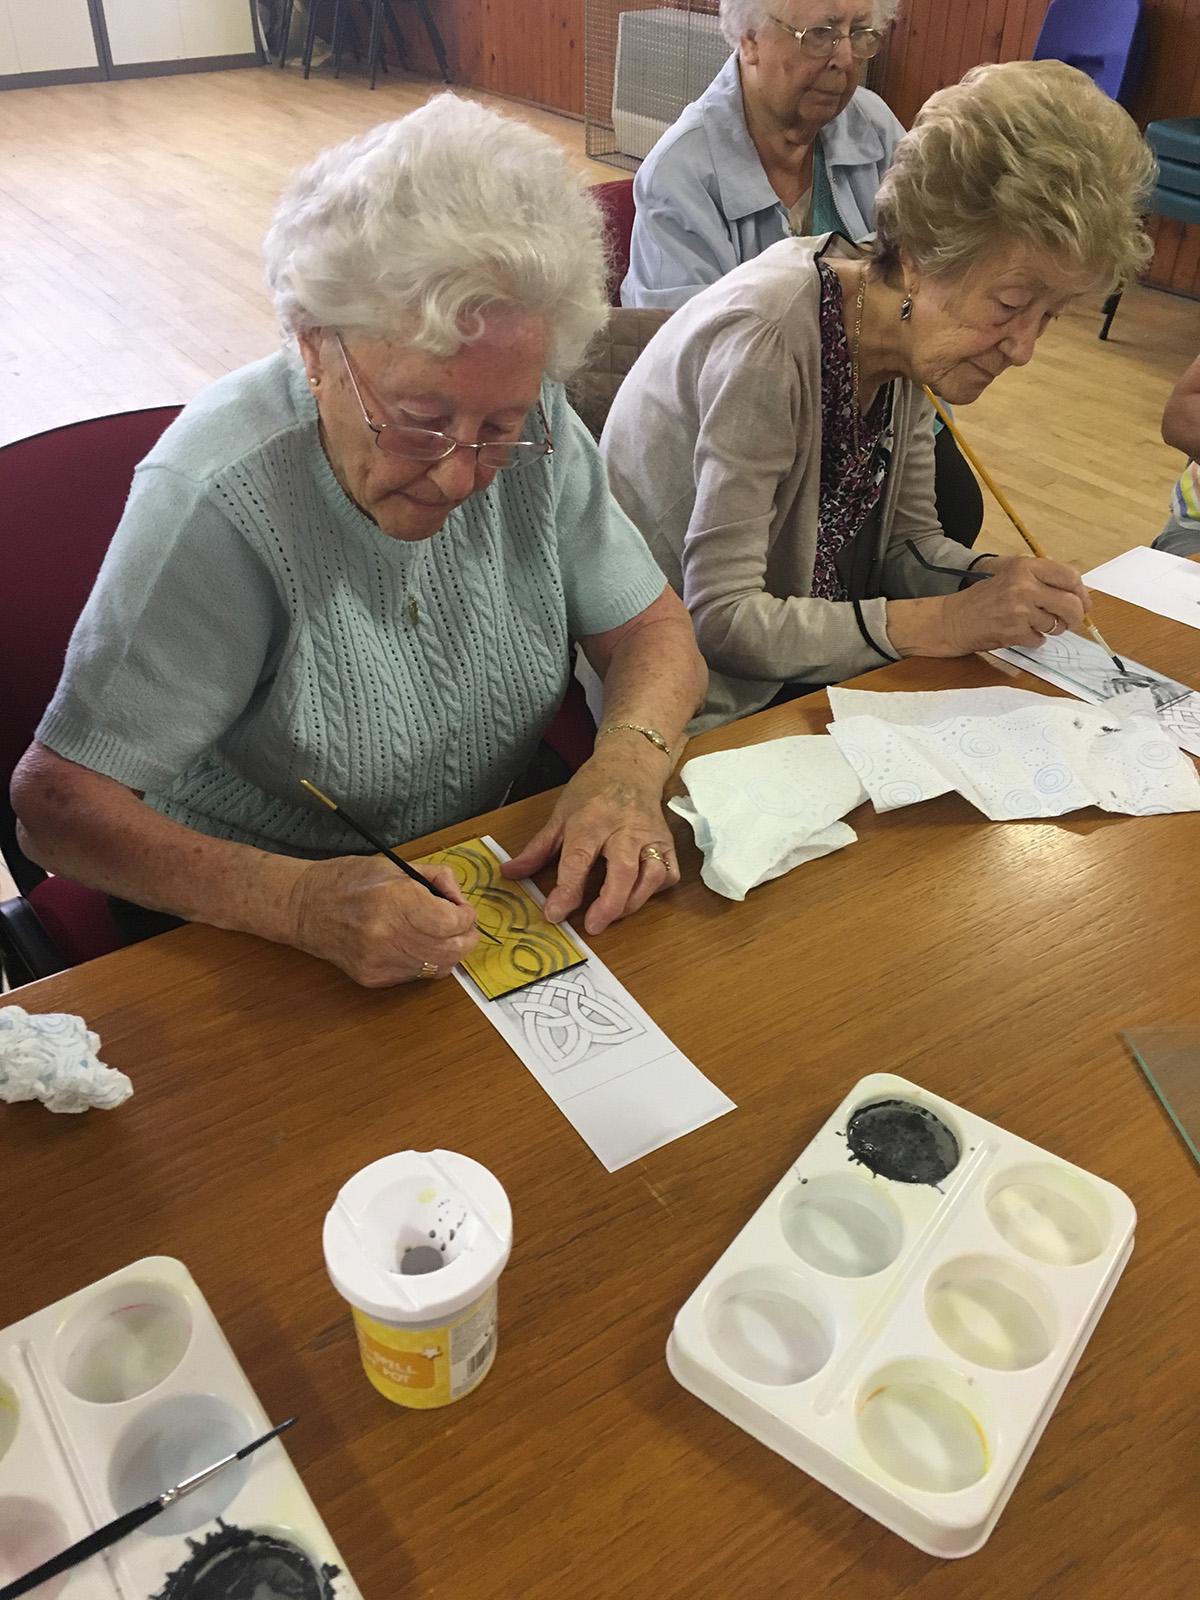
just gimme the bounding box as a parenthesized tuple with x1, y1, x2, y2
(1, 62, 1198, 572)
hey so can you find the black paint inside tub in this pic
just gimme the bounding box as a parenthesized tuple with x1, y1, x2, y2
(845, 1099, 960, 1185)
(152, 1521, 340, 1600)
(401, 1244, 446, 1275)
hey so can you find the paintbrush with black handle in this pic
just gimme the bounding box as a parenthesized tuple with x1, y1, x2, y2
(301, 779, 499, 943)
(0, 1418, 297, 1599)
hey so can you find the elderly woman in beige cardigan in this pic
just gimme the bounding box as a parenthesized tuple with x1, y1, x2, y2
(602, 62, 1154, 731)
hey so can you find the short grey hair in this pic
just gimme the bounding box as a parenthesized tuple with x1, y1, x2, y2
(719, 0, 897, 52)
(872, 60, 1155, 291)
(263, 95, 609, 380)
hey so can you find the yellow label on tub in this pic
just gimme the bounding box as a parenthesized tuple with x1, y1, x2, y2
(350, 1284, 498, 1409)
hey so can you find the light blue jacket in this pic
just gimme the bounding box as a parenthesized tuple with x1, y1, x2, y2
(621, 53, 904, 310)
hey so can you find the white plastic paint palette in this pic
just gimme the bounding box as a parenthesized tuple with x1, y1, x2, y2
(666, 1074, 1136, 1557)
(0, 1257, 360, 1598)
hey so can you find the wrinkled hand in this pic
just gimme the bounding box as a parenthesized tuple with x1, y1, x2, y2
(936, 556, 1089, 656)
(502, 744, 679, 936)
(289, 854, 479, 988)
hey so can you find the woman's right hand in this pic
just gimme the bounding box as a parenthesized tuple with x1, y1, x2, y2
(888, 556, 1090, 658)
(288, 855, 480, 988)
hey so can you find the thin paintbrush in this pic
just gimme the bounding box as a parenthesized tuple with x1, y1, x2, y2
(922, 387, 1127, 673)
(0, 1419, 297, 1600)
(300, 779, 499, 943)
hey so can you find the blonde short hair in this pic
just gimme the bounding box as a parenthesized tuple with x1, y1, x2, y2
(263, 95, 608, 380)
(873, 60, 1155, 291)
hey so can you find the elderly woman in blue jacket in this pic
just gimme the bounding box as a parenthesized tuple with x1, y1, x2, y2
(621, 0, 983, 546)
(621, 0, 901, 310)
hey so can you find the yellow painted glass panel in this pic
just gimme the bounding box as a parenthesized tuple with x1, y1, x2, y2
(418, 837, 586, 1000)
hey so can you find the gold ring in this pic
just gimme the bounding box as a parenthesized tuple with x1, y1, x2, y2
(640, 846, 663, 862)
(419, 960, 438, 980)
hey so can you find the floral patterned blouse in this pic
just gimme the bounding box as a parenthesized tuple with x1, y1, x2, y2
(812, 259, 893, 601)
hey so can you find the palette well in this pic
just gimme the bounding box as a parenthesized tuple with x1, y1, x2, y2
(0, 1257, 360, 1598)
(666, 1074, 1136, 1558)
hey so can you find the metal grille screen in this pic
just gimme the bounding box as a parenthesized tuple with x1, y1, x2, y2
(584, 8, 892, 172)
(585, 2, 729, 171)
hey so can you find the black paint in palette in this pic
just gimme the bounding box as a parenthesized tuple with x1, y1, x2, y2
(153, 1521, 340, 1599)
(845, 1099, 960, 1186)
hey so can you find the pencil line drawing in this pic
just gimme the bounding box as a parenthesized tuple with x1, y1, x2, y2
(999, 635, 1200, 758)
(1005, 635, 1192, 708)
(498, 969, 647, 1072)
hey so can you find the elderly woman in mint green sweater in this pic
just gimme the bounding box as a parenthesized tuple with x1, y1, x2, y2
(12, 97, 706, 989)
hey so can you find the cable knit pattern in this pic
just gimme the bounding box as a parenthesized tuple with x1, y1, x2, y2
(38, 352, 665, 855)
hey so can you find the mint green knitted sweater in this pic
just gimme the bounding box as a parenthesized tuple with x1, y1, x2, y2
(38, 353, 666, 856)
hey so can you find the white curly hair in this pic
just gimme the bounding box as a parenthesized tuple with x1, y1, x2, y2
(718, 0, 897, 52)
(263, 94, 609, 381)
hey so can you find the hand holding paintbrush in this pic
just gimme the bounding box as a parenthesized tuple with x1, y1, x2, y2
(923, 388, 1126, 672)
(301, 780, 500, 951)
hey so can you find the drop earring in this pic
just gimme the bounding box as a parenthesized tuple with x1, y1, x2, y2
(900, 294, 914, 321)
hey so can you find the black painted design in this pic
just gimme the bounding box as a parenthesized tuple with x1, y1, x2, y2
(153, 1521, 341, 1599)
(845, 1099, 960, 1185)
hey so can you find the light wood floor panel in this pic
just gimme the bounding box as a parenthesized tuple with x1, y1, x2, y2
(2, 63, 1199, 575)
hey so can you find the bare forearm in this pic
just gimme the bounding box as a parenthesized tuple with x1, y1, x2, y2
(12, 744, 306, 944)
(885, 556, 1088, 658)
(583, 602, 707, 765)
(1163, 354, 1200, 456)
(1163, 393, 1200, 457)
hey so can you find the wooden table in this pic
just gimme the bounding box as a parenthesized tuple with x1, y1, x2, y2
(4, 590, 1199, 1599)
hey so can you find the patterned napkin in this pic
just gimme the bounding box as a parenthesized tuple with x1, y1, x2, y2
(827, 685, 1200, 820)
(0, 1005, 132, 1113)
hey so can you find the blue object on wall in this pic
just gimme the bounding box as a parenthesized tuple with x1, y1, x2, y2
(1098, 119, 1200, 339)
(1032, 0, 1148, 110)
(1146, 119, 1200, 225)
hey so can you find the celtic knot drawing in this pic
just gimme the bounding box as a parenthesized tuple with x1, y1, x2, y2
(503, 970, 645, 1070)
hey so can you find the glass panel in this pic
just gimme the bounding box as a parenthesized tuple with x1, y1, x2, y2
(1125, 1026, 1200, 1166)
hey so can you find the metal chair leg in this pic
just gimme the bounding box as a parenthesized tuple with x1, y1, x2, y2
(332, 0, 349, 78)
(381, 0, 411, 73)
(278, 0, 294, 64)
(277, 0, 295, 65)
(1099, 289, 1122, 341)
(367, 0, 386, 88)
(301, 0, 323, 77)
(411, 0, 451, 83)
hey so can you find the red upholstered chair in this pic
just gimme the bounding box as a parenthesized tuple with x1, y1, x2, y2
(541, 674, 597, 776)
(592, 178, 636, 308)
(542, 179, 648, 771)
(0, 406, 181, 985)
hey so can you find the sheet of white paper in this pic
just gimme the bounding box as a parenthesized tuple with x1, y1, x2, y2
(452, 838, 735, 1172)
(668, 736, 865, 901)
(1084, 546, 1200, 633)
(827, 684, 1200, 820)
(993, 634, 1200, 759)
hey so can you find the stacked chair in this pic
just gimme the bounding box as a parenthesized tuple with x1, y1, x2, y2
(277, 0, 451, 90)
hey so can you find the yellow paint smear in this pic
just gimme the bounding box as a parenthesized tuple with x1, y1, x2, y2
(416, 837, 585, 1000)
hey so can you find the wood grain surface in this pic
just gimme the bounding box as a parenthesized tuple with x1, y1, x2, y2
(3, 589, 1199, 1599)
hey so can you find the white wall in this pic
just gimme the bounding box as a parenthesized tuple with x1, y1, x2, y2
(0, 0, 99, 74)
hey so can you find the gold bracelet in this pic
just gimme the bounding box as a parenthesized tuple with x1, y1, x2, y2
(595, 722, 671, 756)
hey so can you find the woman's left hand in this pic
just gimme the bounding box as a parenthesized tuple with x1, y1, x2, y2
(502, 739, 680, 935)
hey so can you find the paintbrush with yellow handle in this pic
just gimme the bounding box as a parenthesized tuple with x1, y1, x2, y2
(923, 387, 1127, 673)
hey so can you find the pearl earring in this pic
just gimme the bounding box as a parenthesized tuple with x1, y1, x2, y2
(308, 376, 320, 387)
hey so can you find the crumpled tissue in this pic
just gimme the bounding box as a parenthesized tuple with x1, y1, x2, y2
(0, 1005, 132, 1113)
(669, 736, 867, 900)
(827, 684, 1200, 820)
